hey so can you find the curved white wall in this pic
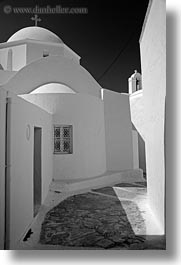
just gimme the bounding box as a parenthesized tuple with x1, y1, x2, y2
(4, 56, 101, 97)
(21, 93, 107, 180)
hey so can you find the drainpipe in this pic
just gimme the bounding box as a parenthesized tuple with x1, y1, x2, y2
(4, 97, 11, 250)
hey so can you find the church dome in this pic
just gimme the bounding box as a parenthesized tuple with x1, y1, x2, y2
(7, 26, 63, 44)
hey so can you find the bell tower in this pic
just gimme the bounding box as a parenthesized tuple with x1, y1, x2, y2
(128, 70, 142, 94)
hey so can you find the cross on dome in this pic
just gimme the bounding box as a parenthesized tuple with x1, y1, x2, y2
(31, 14, 41, 27)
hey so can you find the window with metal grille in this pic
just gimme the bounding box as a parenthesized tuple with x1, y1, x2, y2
(54, 125, 73, 154)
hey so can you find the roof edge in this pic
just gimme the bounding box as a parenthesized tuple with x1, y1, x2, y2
(139, 0, 153, 43)
(0, 38, 63, 48)
(0, 39, 81, 60)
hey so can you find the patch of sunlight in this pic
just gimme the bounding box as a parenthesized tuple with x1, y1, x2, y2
(31, 83, 76, 94)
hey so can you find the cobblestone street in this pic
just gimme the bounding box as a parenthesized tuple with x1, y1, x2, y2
(40, 192, 143, 249)
(37, 182, 165, 250)
(18, 182, 165, 250)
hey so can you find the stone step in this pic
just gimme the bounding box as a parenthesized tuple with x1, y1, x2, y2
(50, 169, 144, 193)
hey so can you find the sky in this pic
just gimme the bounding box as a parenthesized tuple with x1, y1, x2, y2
(0, 0, 149, 93)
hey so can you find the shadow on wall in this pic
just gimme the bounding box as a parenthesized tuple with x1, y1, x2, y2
(138, 133, 146, 178)
(132, 123, 146, 178)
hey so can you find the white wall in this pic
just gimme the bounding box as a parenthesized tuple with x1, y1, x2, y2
(0, 70, 16, 85)
(129, 78, 137, 94)
(103, 89, 133, 171)
(0, 41, 80, 73)
(140, 0, 166, 232)
(130, 91, 145, 139)
(4, 56, 101, 97)
(21, 93, 107, 180)
(26, 42, 64, 65)
(9, 93, 53, 248)
(132, 130, 139, 169)
(53, 94, 106, 180)
(0, 48, 8, 70)
(138, 134, 146, 174)
(27, 42, 80, 65)
(0, 45, 26, 71)
(63, 44, 80, 64)
(0, 88, 6, 249)
(12, 45, 26, 71)
(129, 92, 146, 173)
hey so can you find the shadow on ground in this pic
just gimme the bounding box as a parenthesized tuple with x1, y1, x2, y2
(39, 183, 165, 250)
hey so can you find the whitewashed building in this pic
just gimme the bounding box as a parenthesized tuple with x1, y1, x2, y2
(0, 26, 143, 249)
(0, 0, 166, 248)
(129, 0, 166, 235)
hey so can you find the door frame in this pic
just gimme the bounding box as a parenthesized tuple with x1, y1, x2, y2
(33, 127, 42, 217)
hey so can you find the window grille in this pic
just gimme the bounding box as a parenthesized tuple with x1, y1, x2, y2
(54, 125, 73, 154)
